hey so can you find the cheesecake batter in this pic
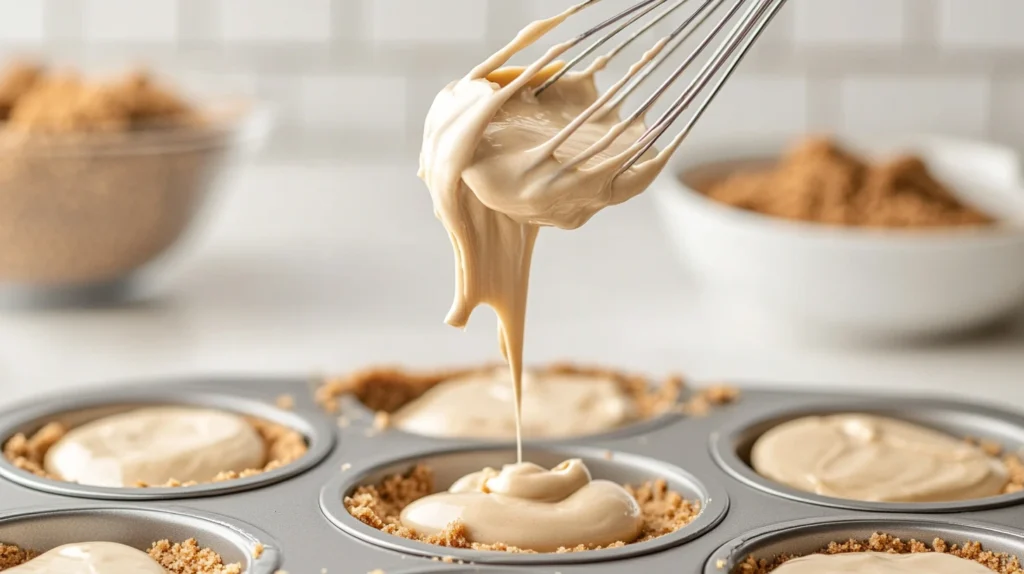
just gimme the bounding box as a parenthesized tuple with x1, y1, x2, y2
(6, 542, 166, 573)
(771, 551, 995, 573)
(400, 459, 643, 552)
(392, 367, 636, 439)
(420, 2, 678, 462)
(751, 414, 1008, 502)
(45, 406, 267, 487)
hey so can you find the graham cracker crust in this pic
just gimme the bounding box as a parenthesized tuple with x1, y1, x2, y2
(344, 464, 700, 553)
(0, 539, 240, 573)
(734, 532, 1023, 573)
(317, 361, 738, 423)
(2, 415, 307, 488)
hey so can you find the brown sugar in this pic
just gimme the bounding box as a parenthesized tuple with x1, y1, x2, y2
(317, 362, 687, 424)
(2, 414, 308, 488)
(343, 464, 700, 553)
(734, 532, 1023, 573)
(0, 539, 238, 574)
(702, 137, 994, 229)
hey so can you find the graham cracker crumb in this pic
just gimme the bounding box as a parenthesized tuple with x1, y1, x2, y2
(703, 137, 993, 229)
(0, 539, 237, 573)
(0, 64, 197, 133)
(678, 385, 741, 417)
(343, 464, 700, 553)
(341, 463, 352, 472)
(318, 363, 686, 425)
(0, 543, 38, 569)
(275, 394, 295, 410)
(733, 532, 1023, 573)
(252, 542, 264, 559)
(148, 539, 242, 574)
(367, 570, 385, 574)
(373, 411, 391, 431)
(2, 414, 308, 488)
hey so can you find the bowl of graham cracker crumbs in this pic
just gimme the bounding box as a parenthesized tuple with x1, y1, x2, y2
(0, 61, 270, 306)
(652, 135, 1024, 338)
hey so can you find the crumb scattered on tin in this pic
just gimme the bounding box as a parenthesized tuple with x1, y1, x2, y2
(276, 394, 295, 410)
(253, 543, 264, 559)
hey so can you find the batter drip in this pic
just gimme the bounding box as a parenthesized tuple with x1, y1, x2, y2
(751, 414, 1008, 502)
(420, 3, 677, 462)
(416, 1, 684, 550)
(391, 367, 636, 439)
(6, 542, 166, 574)
(399, 459, 643, 552)
(770, 551, 995, 573)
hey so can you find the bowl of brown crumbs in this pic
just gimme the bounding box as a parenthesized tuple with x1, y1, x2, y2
(651, 134, 1024, 339)
(0, 61, 271, 307)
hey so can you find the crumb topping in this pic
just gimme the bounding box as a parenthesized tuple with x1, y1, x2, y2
(317, 362, 687, 424)
(2, 415, 308, 488)
(0, 539, 239, 574)
(703, 137, 993, 228)
(734, 532, 1023, 573)
(343, 464, 700, 553)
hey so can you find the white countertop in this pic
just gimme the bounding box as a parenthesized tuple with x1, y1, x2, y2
(2, 157, 1024, 407)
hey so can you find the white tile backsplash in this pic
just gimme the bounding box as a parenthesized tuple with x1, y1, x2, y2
(840, 76, 990, 137)
(793, 0, 905, 46)
(689, 75, 809, 141)
(220, 0, 332, 43)
(298, 75, 407, 131)
(3, 0, 1024, 151)
(991, 79, 1024, 150)
(82, 0, 177, 42)
(367, 0, 487, 44)
(938, 0, 1024, 49)
(0, 0, 46, 43)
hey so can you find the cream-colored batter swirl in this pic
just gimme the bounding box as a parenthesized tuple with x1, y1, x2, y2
(6, 542, 166, 574)
(771, 552, 995, 573)
(399, 459, 643, 552)
(391, 368, 635, 439)
(420, 3, 675, 461)
(45, 406, 267, 487)
(750, 414, 1008, 502)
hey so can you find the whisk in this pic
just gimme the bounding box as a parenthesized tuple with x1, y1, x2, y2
(523, 0, 788, 176)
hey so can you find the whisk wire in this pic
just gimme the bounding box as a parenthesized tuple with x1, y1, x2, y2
(526, 0, 789, 178)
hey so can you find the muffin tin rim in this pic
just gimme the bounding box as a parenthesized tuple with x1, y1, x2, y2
(0, 383, 336, 500)
(0, 503, 282, 574)
(709, 396, 1024, 513)
(702, 513, 1024, 573)
(319, 443, 730, 565)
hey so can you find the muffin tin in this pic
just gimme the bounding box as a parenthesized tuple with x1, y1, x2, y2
(1, 377, 1024, 573)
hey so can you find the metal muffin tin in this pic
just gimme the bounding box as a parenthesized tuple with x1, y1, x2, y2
(0, 378, 1023, 573)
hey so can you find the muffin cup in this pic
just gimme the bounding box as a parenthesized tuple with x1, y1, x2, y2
(704, 516, 1024, 573)
(0, 505, 279, 574)
(710, 397, 1024, 512)
(320, 444, 728, 565)
(0, 382, 335, 499)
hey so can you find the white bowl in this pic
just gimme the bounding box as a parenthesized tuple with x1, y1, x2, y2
(651, 135, 1024, 339)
